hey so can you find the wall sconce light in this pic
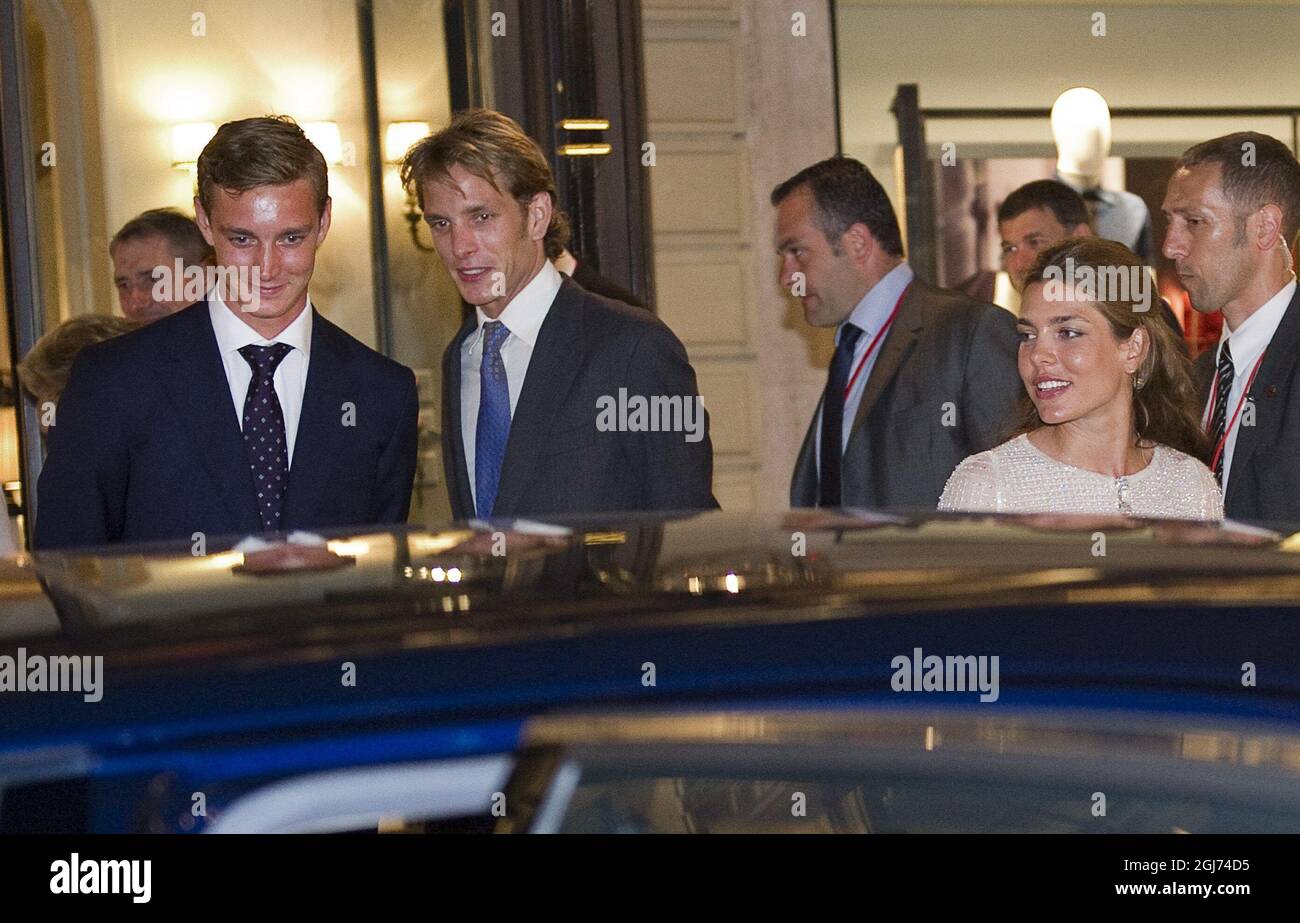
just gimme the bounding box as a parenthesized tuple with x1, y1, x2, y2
(171, 122, 217, 169)
(559, 117, 610, 131)
(385, 120, 435, 251)
(301, 121, 344, 165)
(558, 142, 612, 157)
(558, 116, 611, 157)
(384, 120, 430, 163)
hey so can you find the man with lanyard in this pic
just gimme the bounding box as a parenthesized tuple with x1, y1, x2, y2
(1163, 132, 1300, 523)
(775, 156, 1021, 511)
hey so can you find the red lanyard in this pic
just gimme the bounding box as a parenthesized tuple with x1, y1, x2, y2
(1205, 348, 1266, 475)
(844, 283, 912, 398)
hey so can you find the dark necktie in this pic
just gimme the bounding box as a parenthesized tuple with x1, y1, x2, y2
(1210, 339, 1234, 485)
(818, 322, 864, 507)
(238, 343, 294, 532)
(475, 321, 512, 518)
(1081, 187, 1104, 228)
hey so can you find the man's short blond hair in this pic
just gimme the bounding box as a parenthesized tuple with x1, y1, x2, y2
(399, 108, 570, 259)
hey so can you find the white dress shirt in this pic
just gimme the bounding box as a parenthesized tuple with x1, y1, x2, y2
(1208, 277, 1296, 492)
(814, 262, 914, 469)
(208, 293, 313, 468)
(461, 261, 563, 509)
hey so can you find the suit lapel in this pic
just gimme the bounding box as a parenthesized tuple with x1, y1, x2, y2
(1226, 286, 1300, 502)
(163, 303, 260, 531)
(850, 282, 924, 435)
(791, 408, 819, 506)
(491, 280, 585, 516)
(1193, 347, 1215, 410)
(282, 312, 359, 525)
(443, 312, 477, 519)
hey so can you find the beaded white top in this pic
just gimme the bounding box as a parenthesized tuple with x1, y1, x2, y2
(938, 434, 1224, 521)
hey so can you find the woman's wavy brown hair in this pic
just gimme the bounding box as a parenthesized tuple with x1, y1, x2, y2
(1009, 236, 1210, 461)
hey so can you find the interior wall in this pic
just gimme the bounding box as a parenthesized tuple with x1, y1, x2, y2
(373, 0, 458, 523)
(642, 0, 838, 511)
(837, 2, 1300, 206)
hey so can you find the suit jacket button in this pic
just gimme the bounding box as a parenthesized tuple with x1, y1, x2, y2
(1265, 384, 1279, 398)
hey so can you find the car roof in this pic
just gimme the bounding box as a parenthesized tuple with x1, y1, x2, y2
(14, 510, 1300, 651)
(6, 510, 1300, 762)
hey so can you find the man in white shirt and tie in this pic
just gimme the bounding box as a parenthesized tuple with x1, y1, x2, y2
(36, 116, 418, 548)
(401, 108, 716, 519)
(1164, 131, 1300, 522)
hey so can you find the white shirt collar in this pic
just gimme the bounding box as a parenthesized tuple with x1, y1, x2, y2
(840, 262, 914, 345)
(209, 289, 314, 357)
(471, 260, 562, 348)
(1219, 276, 1297, 364)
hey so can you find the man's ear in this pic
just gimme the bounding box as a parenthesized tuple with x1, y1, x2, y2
(315, 197, 333, 246)
(1070, 222, 1092, 237)
(1254, 203, 1285, 251)
(841, 222, 874, 262)
(194, 197, 215, 246)
(527, 192, 552, 242)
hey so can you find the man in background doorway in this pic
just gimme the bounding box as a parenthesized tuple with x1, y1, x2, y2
(998, 178, 1185, 352)
(110, 207, 214, 323)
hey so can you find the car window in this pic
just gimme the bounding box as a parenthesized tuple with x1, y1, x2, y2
(551, 769, 1300, 834)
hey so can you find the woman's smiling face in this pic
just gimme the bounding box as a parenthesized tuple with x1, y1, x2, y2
(1016, 282, 1143, 427)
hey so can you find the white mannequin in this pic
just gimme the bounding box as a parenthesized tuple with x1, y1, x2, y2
(1049, 87, 1154, 261)
(1051, 87, 1112, 189)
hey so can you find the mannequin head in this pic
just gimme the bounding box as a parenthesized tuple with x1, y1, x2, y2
(1051, 87, 1112, 187)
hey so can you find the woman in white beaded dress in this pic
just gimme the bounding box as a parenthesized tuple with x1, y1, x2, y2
(939, 236, 1222, 520)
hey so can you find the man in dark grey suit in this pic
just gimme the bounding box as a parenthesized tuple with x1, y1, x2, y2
(1167, 132, 1300, 523)
(776, 157, 1021, 511)
(402, 109, 716, 519)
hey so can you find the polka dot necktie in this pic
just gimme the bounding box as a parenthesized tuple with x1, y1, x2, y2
(475, 321, 512, 518)
(238, 343, 294, 533)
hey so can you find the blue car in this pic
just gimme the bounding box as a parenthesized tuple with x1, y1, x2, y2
(2, 510, 1298, 833)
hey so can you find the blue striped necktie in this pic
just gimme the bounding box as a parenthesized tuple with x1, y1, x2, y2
(475, 321, 512, 517)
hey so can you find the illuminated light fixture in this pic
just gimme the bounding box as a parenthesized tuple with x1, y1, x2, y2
(384, 120, 430, 163)
(171, 121, 216, 169)
(724, 572, 742, 594)
(558, 142, 612, 157)
(583, 531, 627, 545)
(447, 567, 463, 583)
(301, 121, 343, 165)
(431, 566, 447, 582)
(389, 120, 437, 252)
(559, 117, 609, 131)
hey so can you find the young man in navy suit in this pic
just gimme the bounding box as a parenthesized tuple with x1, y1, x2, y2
(401, 108, 715, 519)
(35, 116, 418, 550)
